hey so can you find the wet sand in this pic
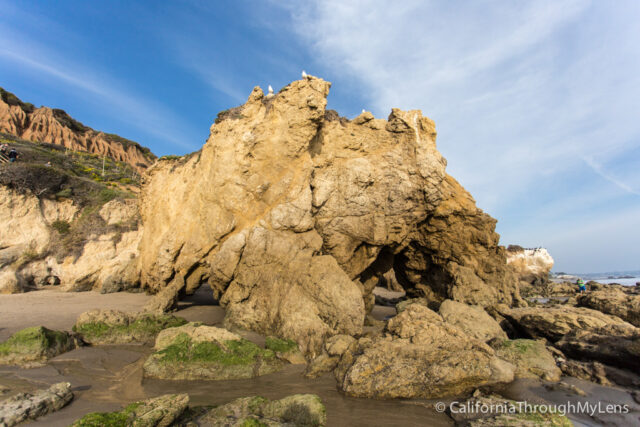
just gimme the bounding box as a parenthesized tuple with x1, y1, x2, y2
(0, 287, 452, 426)
(2, 288, 639, 426)
(0, 289, 151, 341)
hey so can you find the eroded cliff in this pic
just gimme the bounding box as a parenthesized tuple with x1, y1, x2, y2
(0, 88, 155, 171)
(139, 76, 521, 354)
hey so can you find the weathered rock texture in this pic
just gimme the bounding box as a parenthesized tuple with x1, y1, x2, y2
(71, 393, 188, 427)
(143, 323, 282, 380)
(73, 309, 187, 345)
(199, 394, 327, 426)
(491, 339, 561, 381)
(0, 382, 73, 427)
(501, 306, 632, 342)
(0, 326, 75, 366)
(0, 189, 142, 294)
(506, 246, 554, 285)
(577, 288, 640, 327)
(334, 304, 515, 398)
(556, 323, 640, 371)
(438, 299, 507, 342)
(139, 77, 520, 354)
(0, 87, 155, 171)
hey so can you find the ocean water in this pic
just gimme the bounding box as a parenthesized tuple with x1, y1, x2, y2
(596, 277, 639, 286)
(553, 270, 640, 286)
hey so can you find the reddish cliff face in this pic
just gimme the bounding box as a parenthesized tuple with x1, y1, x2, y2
(0, 88, 155, 171)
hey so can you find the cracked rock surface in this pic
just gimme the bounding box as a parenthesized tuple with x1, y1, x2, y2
(139, 76, 520, 355)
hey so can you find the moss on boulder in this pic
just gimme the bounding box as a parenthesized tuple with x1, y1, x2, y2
(73, 309, 187, 345)
(200, 394, 326, 426)
(71, 393, 188, 427)
(493, 339, 561, 382)
(143, 323, 283, 380)
(265, 336, 306, 365)
(0, 326, 74, 366)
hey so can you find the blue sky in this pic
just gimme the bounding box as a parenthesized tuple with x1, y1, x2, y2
(1, 0, 639, 273)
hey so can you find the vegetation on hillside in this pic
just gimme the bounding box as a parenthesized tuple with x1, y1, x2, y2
(0, 133, 142, 262)
(0, 87, 35, 113)
(0, 86, 156, 163)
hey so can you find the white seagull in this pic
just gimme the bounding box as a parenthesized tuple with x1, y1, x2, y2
(301, 70, 308, 78)
(268, 85, 274, 95)
(362, 109, 366, 114)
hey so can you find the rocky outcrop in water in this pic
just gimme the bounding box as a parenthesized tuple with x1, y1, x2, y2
(0, 382, 73, 427)
(0, 326, 75, 366)
(71, 393, 189, 427)
(73, 309, 187, 345)
(334, 304, 515, 398)
(449, 393, 572, 427)
(139, 76, 520, 354)
(142, 323, 282, 380)
(0, 87, 155, 171)
(198, 394, 327, 426)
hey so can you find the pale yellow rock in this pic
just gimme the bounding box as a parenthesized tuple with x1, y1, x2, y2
(137, 77, 521, 353)
(0, 185, 141, 293)
(335, 304, 515, 398)
(439, 299, 507, 342)
(99, 199, 138, 225)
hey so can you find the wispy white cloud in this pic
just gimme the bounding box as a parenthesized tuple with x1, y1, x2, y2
(277, 0, 640, 271)
(582, 156, 640, 197)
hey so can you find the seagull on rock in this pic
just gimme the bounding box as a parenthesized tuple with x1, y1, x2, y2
(301, 70, 308, 78)
(268, 85, 274, 95)
(362, 109, 366, 114)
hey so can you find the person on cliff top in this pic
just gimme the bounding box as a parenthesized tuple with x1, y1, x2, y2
(576, 279, 586, 293)
(8, 148, 19, 163)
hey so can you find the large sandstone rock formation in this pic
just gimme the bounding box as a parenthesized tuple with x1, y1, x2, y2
(0, 87, 155, 171)
(0, 188, 142, 294)
(139, 76, 520, 354)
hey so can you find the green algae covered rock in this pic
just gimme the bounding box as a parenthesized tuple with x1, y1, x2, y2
(493, 339, 561, 382)
(201, 394, 326, 426)
(143, 323, 283, 380)
(0, 326, 75, 366)
(71, 393, 189, 427)
(265, 336, 306, 365)
(73, 309, 187, 345)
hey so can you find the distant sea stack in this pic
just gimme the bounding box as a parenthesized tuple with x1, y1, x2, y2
(506, 245, 554, 286)
(0, 87, 155, 171)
